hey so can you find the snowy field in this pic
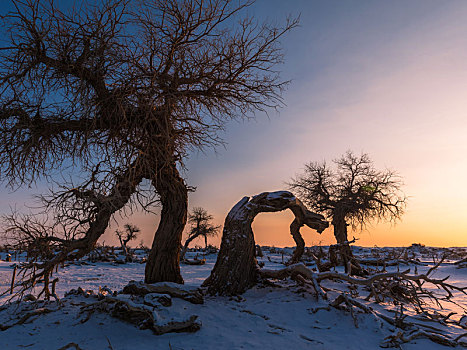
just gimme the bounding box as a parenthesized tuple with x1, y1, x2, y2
(0, 246, 466, 349)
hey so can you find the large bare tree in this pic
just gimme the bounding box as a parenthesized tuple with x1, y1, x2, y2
(289, 151, 406, 272)
(0, 0, 297, 296)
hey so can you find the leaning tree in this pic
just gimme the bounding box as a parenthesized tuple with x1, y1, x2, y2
(289, 151, 406, 272)
(0, 0, 297, 296)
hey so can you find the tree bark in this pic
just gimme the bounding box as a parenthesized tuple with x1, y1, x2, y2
(332, 215, 348, 244)
(331, 214, 364, 275)
(203, 191, 328, 295)
(145, 164, 188, 284)
(288, 218, 306, 265)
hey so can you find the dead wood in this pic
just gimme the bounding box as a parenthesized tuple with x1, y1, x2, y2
(121, 281, 203, 304)
(79, 296, 201, 335)
(259, 261, 467, 347)
(381, 329, 458, 348)
(259, 262, 466, 305)
(204, 191, 328, 295)
(110, 299, 200, 335)
(182, 258, 206, 266)
(0, 307, 54, 331)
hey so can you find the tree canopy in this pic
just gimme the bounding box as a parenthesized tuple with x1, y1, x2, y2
(289, 151, 406, 240)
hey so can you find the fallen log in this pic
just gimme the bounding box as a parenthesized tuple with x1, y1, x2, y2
(79, 296, 201, 335)
(121, 281, 204, 304)
(182, 258, 206, 265)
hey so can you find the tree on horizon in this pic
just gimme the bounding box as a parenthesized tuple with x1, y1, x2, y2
(180, 207, 220, 261)
(289, 151, 406, 273)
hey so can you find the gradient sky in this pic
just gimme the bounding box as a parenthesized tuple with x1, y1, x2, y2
(1, 0, 467, 248)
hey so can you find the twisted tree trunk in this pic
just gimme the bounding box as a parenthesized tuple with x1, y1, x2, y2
(145, 164, 188, 284)
(203, 191, 328, 295)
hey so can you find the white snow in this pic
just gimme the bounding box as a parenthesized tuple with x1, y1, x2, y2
(0, 247, 465, 349)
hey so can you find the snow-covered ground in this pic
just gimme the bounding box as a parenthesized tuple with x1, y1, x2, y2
(0, 247, 465, 349)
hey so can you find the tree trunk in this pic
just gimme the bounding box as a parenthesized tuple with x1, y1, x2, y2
(331, 216, 350, 272)
(145, 164, 188, 284)
(332, 216, 348, 244)
(118, 237, 128, 257)
(180, 233, 200, 261)
(287, 218, 306, 265)
(331, 214, 364, 275)
(203, 191, 328, 295)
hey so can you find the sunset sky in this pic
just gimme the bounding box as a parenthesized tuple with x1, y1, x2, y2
(1, 0, 466, 248)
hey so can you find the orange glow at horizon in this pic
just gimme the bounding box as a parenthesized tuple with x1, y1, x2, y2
(251, 210, 467, 248)
(103, 204, 466, 250)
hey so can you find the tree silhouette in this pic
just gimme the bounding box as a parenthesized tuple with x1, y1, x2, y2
(289, 151, 406, 272)
(0, 0, 297, 296)
(116, 224, 140, 258)
(180, 207, 220, 260)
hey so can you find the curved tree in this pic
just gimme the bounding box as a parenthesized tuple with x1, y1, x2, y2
(0, 0, 298, 295)
(180, 207, 220, 261)
(289, 151, 407, 272)
(203, 191, 328, 295)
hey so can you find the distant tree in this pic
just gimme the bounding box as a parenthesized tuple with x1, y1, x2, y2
(289, 151, 406, 272)
(115, 224, 140, 258)
(0, 0, 297, 296)
(181, 208, 220, 260)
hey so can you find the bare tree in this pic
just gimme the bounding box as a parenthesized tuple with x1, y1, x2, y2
(289, 151, 406, 272)
(180, 207, 220, 261)
(0, 0, 297, 295)
(116, 223, 140, 258)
